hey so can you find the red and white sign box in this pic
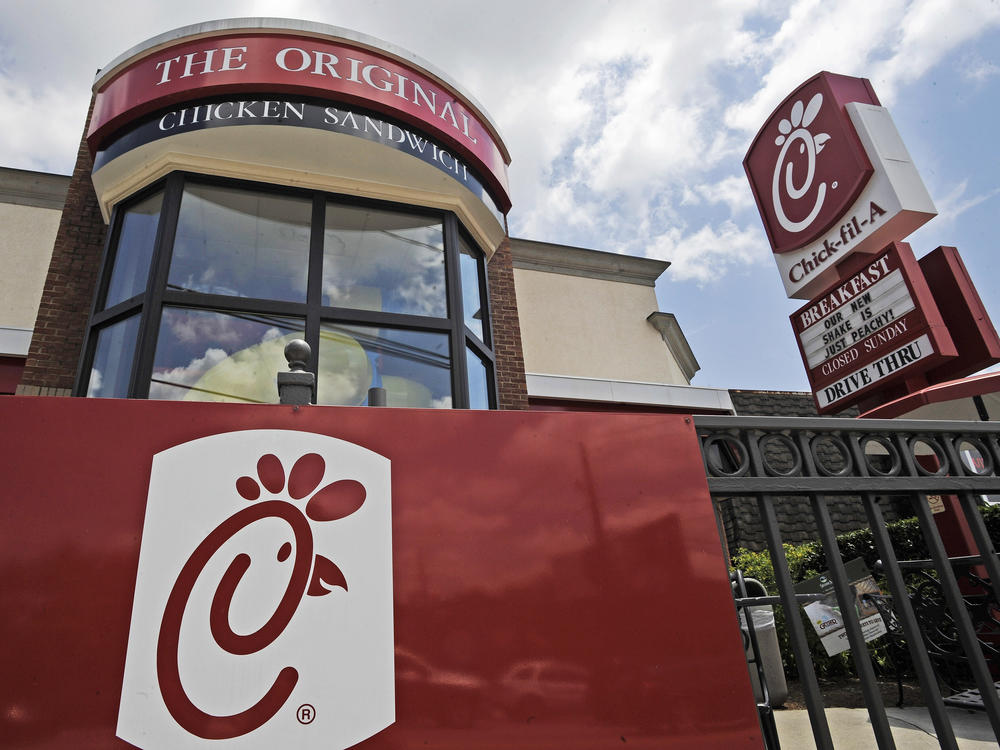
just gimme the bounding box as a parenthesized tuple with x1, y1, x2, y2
(919, 246, 1000, 384)
(0, 397, 762, 749)
(745, 72, 936, 299)
(88, 28, 511, 210)
(791, 241, 957, 413)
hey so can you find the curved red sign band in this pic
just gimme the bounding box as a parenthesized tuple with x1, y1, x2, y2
(89, 33, 511, 210)
(156, 500, 314, 739)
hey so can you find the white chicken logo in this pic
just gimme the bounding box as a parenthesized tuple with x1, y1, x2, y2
(771, 92, 831, 234)
(118, 430, 394, 750)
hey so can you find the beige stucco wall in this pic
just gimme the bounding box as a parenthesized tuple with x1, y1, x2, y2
(0, 202, 61, 334)
(513, 267, 690, 384)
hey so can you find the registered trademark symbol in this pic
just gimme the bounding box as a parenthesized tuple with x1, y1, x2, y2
(832, 181, 838, 189)
(297, 704, 316, 725)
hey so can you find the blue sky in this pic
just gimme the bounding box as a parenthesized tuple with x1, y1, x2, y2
(2, 0, 998, 392)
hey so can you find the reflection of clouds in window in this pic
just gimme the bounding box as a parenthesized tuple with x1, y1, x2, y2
(149, 347, 229, 400)
(105, 192, 163, 309)
(87, 315, 140, 398)
(323, 205, 445, 317)
(152, 308, 303, 403)
(318, 323, 449, 408)
(152, 336, 300, 403)
(85, 175, 491, 407)
(393, 272, 445, 317)
(86, 368, 103, 397)
(169, 184, 310, 301)
(166, 308, 247, 347)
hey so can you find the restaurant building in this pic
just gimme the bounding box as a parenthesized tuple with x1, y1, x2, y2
(5, 18, 730, 418)
(0, 23, 784, 750)
(13, 19, 1000, 750)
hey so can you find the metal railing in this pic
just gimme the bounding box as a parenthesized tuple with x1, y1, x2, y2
(695, 415, 1000, 750)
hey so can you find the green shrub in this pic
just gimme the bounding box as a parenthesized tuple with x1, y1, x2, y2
(730, 504, 1000, 680)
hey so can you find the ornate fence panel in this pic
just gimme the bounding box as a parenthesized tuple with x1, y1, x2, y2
(695, 415, 1000, 750)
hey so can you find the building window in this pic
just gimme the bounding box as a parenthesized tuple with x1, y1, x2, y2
(78, 173, 496, 408)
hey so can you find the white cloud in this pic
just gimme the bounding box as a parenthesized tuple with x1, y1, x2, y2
(963, 58, 1000, 83)
(695, 174, 756, 213)
(0, 74, 88, 173)
(0, 0, 996, 293)
(868, 0, 1000, 102)
(931, 180, 1000, 225)
(724, 0, 909, 135)
(646, 221, 771, 283)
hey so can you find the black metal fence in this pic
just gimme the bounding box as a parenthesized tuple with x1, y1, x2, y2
(694, 415, 1000, 749)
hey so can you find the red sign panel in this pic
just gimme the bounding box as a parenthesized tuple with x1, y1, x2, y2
(744, 72, 878, 255)
(88, 33, 511, 210)
(791, 241, 957, 413)
(919, 246, 1000, 384)
(0, 397, 760, 749)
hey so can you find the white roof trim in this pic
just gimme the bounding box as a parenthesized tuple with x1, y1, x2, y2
(0, 167, 69, 210)
(525, 373, 734, 414)
(0, 326, 32, 357)
(647, 312, 700, 382)
(510, 237, 668, 286)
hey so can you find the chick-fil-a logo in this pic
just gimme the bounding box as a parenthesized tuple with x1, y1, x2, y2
(744, 72, 877, 256)
(118, 431, 394, 750)
(770, 93, 830, 234)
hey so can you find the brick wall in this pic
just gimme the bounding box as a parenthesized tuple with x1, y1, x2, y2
(17, 100, 106, 396)
(487, 237, 528, 410)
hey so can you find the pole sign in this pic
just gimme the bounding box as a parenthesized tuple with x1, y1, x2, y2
(791, 242, 956, 413)
(744, 72, 936, 300)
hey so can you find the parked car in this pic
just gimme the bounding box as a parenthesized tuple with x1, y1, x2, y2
(497, 660, 590, 719)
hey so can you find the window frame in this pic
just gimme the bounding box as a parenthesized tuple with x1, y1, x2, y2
(75, 172, 497, 409)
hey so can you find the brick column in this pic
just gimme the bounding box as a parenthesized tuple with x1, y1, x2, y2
(17, 99, 108, 396)
(487, 236, 529, 410)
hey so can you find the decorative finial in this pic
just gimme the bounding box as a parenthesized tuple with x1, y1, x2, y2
(278, 339, 315, 405)
(284, 339, 311, 372)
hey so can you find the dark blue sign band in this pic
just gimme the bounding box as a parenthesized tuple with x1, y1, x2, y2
(94, 98, 504, 223)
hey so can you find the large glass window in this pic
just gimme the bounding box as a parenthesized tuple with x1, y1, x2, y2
(104, 192, 162, 308)
(87, 315, 140, 398)
(459, 234, 485, 341)
(318, 324, 451, 408)
(169, 184, 311, 301)
(78, 174, 496, 409)
(323, 204, 445, 316)
(150, 308, 304, 403)
(466, 346, 491, 410)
